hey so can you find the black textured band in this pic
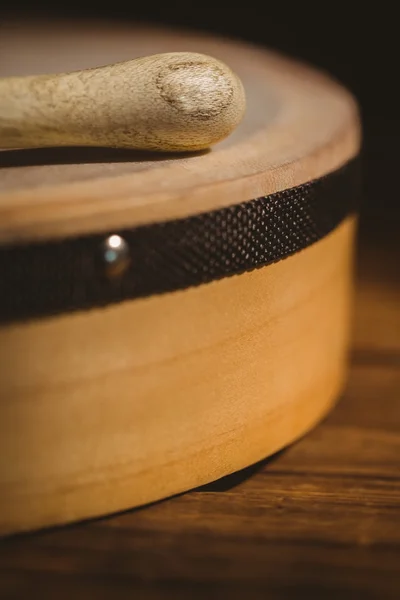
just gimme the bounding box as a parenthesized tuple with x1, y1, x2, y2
(0, 157, 360, 324)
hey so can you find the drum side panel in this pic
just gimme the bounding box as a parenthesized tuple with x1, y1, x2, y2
(0, 216, 356, 534)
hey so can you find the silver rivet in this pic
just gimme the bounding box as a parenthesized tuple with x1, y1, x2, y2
(102, 234, 130, 278)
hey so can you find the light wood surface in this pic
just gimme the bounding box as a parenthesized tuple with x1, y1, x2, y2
(0, 217, 356, 534)
(0, 223, 399, 599)
(0, 53, 246, 152)
(0, 22, 361, 534)
(0, 21, 360, 243)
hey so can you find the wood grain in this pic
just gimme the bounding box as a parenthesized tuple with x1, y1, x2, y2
(0, 217, 356, 535)
(0, 53, 245, 152)
(0, 221, 398, 599)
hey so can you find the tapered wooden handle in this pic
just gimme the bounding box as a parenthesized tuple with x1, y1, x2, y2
(0, 52, 246, 152)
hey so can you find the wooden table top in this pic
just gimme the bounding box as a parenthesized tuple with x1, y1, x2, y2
(0, 218, 399, 599)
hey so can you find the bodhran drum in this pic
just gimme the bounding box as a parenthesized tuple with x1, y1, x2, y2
(0, 21, 361, 534)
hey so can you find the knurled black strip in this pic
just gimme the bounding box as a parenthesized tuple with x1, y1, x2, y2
(0, 157, 360, 324)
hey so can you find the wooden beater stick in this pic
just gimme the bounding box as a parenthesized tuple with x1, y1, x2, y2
(0, 53, 246, 152)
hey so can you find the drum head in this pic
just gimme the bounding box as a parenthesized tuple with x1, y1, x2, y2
(0, 20, 359, 243)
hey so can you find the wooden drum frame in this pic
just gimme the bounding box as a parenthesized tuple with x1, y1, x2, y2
(0, 20, 361, 534)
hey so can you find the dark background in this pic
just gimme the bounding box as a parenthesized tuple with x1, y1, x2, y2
(2, 3, 400, 225)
